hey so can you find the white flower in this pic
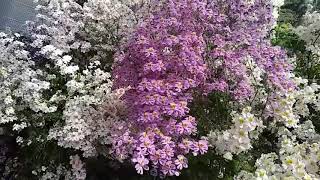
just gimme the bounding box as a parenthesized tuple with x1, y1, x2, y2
(255, 169, 268, 180)
(0, 66, 7, 77)
(4, 96, 13, 104)
(62, 55, 72, 63)
(12, 122, 28, 131)
(208, 107, 263, 155)
(16, 136, 24, 145)
(62, 65, 79, 75)
(5, 107, 15, 115)
(41, 45, 56, 54)
(223, 152, 233, 160)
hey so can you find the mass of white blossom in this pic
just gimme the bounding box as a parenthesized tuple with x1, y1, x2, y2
(8, 0, 152, 155)
(296, 10, 320, 65)
(208, 56, 320, 179)
(272, 0, 285, 21)
(235, 123, 320, 180)
(29, 0, 151, 52)
(232, 75, 320, 179)
(208, 107, 264, 160)
(0, 0, 151, 177)
(0, 33, 56, 128)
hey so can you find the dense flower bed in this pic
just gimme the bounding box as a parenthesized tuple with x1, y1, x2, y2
(0, 0, 319, 179)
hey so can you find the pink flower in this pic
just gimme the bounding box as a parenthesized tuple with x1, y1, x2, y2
(144, 47, 157, 58)
(140, 138, 155, 152)
(174, 155, 188, 170)
(178, 139, 192, 153)
(191, 140, 208, 156)
(132, 156, 150, 175)
(161, 160, 179, 176)
(176, 116, 197, 135)
(150, 149, 162, 165)
(161, 145, 175, 159)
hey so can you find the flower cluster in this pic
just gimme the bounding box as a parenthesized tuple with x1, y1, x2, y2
(236, 129, 320, 180)
(272, 0, 285, 20)
(266, 75, 319, 128)
(0, 0, 150, 177)
(296, 10, 320, 61)
(0, 33, 56, 128)
(208, 107, 263, 159)
(47, 67, 126, 157)
(203, 0, 293, 101)
(29, 0, 151, 52)
(32, 154, 86, 180)
(112, 0, 211, 176)
(235, 74, 320, 179)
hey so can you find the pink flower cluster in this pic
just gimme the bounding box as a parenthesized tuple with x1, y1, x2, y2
(111, 0, 295, 177)
(112, 0, 210, 176)
(205, 0, 294, 100)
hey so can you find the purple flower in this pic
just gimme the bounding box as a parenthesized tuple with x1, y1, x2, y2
(132, 156, 150, 175)
(161, 160, 179, 176)
(140, 138, 155, 152)
(191, 140, 209, 156)
(174, 155, 188, 170)
(150, 149, 162, 165)
(161, 136, 173, 146)
(176, 116, 197, 135)
(178, 139, 192, 154)
(111, 0, 291, 177)
(161, 145, 175, 159)
(136, 147, 149, 157)
(143, 61, 166, 72)
(144, 47, 157, 58)
(165, 101, 189, 117)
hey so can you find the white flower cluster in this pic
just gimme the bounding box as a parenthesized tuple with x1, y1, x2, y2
(28, 0, 151, 54)
(295, 11, 320, 64)
(83, 0, 152, 49)
(235, 75, 320, 179)
(292, 120, 320, 142)
(34, 165, 69, 180)
(236, 132, 320, 180)
(0, 33, 56, 128)
(272, 0, 285, 21)
(208, 107, 264, 160)
(245, 56, 268, 106)
(267, 90, 300, 128)
(69, 154, 86, 180)
(32, 22, 128, 157)
(293, 78, 320, 116)
(48, 86, 126, 157)
(0, 0, 144, 164)
(245, 56, 265, 88)
(34, 155, 86, 180)
(267, 76, 319, 128)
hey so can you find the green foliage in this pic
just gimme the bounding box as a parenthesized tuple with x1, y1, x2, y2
(272, 22, 320, 80)
(191, 92, 233, 135)
(272, 23, 306, 53)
